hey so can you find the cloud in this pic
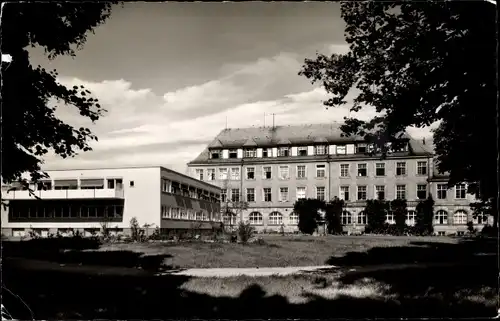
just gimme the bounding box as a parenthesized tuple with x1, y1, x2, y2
(43, 48, 433, 173)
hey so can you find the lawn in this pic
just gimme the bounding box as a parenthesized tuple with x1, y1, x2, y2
(95, 234, 460, 268)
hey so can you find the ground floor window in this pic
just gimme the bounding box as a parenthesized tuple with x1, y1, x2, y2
(289, 212, 299, 225)
(357, 211, 367, 225)
(268, 212, 283, 225)
(341, 211, 352, 225)
(434, 210, 448, 225)
(249, 212, 263, 225)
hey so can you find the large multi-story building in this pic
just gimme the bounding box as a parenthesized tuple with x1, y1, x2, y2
(1, 166, 221, 237)
(187, 123, 491, 235)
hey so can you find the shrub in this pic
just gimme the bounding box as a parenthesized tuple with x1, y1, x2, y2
(365, 199, 389, 232)
(129, 217, 145, 242)
(415, 194, 435, 235)
(325, 197, 343, 234)
(295, 198, 324, 235)
(390, 199, 408, 235)
(237, 221, 255, 244)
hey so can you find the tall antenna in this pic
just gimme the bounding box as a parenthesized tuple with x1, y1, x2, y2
(272, 113, 275, 129)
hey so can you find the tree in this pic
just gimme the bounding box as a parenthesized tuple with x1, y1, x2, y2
(325, 197, 343, 234)
(299, 1, 497, 228)
(364, 199, 388, 233)
(220, 177, 248, 232)
(295, 198, 324, 235)
(415, 194, 435, 235)
(390, 199, 408, 235)
(1, 3, 120, 189)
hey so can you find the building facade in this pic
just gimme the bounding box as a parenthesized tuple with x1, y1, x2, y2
(1, 166, 221, 237)
(187, 124, 491, 235)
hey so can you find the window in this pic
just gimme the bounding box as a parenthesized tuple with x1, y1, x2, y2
(278, 147, 290, 157)
(262, 148, 272, 158)
(386, 212, 395, 224)
(356, 144, 367, 154)
(357, 163, 367, 177)
(279, 187, 289, 202)
(296, 187, 306, 200)
(195, 169, 204, 181)
(417, 161, 427, 175)
(341, 211, 352, 225)
(315, 145, 327, 155)
(223, 213, 237, 225)
(406, 210, 416, 226)
(455, 184, 467, 199)
(263, 188, 272, 202)
(454, 210, 468, 225)
(246, 188, 255, 202)
(263, 166, 272, 180)
(221, 189, 227, 203)
(289, 212, 299, 225)
(375, 163, 385, 176)
(417, 184, 427, 200)
(474, 214, 487, 225)
(206, 169, 216, 181)
(129, 181, 135, 187)
(297, 165, 306, 179)
(357, 211, 367, 225)
(396, 185, 406, 200)
(161, 206, 170, 219)
(340, 186, 350, 201)
(375, 185, 385, 200)
(210, 150, 221, 159)
(230, 168, 240, 180)
(231, 189, 240, 202)
(244, 148, 256, 158)
(437, 184, 447, 199)
(336, 145, 346, 154)
(437, 231, 446, 236)
(279, 166, 290, 180)
(340, 164, 349, 177)
(161, 179, 172, 193)
(219, 168, 228, 180)
(107, 179, 115, 189)
(396, 162, 406, 176)
(434, 210, 448, 225)
(357, 186, 367, 200)
(298, 147, 308, 156)
(316, 186, 325, 201)
(249, 212, 263, 225)
(171, 208, 180, 219)
(229, 149, 238, 158)
(243, 167, 254, 180)
(269, 212, 283, 225)
(180, 208, 188, 219)
(316, 164, 326, 178)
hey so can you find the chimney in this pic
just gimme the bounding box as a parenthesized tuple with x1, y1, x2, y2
(422, 138, 426, 145)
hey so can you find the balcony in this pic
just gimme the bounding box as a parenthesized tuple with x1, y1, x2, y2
(3, 188, 125, 200)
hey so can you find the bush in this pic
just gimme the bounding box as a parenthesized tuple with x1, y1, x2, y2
(365, 199, 389, 232)
(237, 221, 255, 243)
(295, 198, 324, 235)
(325, 197, 343, 234)
(390, 199, 408, 234)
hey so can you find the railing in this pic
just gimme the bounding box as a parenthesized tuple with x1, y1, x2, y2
(2, 188, 125, 200)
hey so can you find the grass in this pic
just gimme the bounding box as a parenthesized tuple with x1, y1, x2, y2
(96, 234, 459, 268)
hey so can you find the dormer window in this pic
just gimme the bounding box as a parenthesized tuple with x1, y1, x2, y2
(210, 150, 221, 159)
(229, 149, 238, 159)
(336, 145, 346, 155)
(298, 147, 308, 156)
(244, 148, 256, 158)
(314, 145, 327, 155)
(356, 144, 367, 154)
(278, 147, 290, 157)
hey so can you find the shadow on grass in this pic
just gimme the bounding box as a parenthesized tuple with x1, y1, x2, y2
(2, 237, 497, 319)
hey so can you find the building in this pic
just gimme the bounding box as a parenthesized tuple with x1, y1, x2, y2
(187, 123, 491, 235)
(1, 166, 222, 237)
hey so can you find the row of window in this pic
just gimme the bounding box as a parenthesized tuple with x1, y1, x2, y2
(161, 179, 220, 202)
(160, 206, 221, 221)
(9, 204, 124, 219)
(220, 183, 467, 203)
(9, 178, 130, 191)
(195, 161, 428, 181)
(210, 143, 408, 160)
(232, 210, 487, 227)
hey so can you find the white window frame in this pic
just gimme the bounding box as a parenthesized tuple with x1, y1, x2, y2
(453, 210, 468, 225)
(289, 212, 299, 225)
(263, 188, 272, 202)
(219, 168, 228, 180)
(316, 186, 326, 201)
(386, 212, 395, 225)
(434, 210, 448, 225)
(396, 162, 407, 176)
(230, 188, 240, 202)
(375, 163, 385, 176)
(296, 186, 307, 200)
(375, 185, 385, 199)
(396, 185, 406, 200)
(228, 149, 238, 159)
(437, 184, 448, 200)
(417, 184, 427, 200)
(341, 211, 352, 225)
(406, 210, 416, 226)
(262, 166, 272, 180)
(340, 164, 349, 177)
(417, 161, 428, 176)
(246, 167, 255, 180)
(278, 147, 291, 157)
(336, 145, 346, 155)
(455, 184, 467, 199)
(230, 167, 240, 180)
(357, 163, 367, 177)
(262, 148, 273, 158)
(296, 165, 307, 179)
(357, 185, 367, 200)
(195, 169, 204, 181)
(314, 145, 327, 155)
(244, 148, 257, 158)
(278, 165, 290, 180)
(249, 212, 263, 225)
(340, 185, 350, 201)
(279, 187, 289, 202)
(357, 211, 367, 225)
(297, 147, 308, 156)
(246, 188, 255, 203)
(206, 168, 216, 181)
(316, 164, 326, 178)
(210, 149, 221, 159)
(269, 212, 283, 225)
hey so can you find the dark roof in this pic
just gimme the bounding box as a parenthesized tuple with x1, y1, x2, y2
(188, 124, 432, 165)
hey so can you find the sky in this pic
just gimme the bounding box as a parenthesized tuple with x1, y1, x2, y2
(29, 2, 434, 174)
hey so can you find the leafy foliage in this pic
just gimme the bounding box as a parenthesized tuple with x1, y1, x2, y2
(299, 1, 497, 227)
(390, 199, 408, 235)
(415, 194, 435, 235)
(325, 197, 344, 234)
(1, 3, 120, 188)
(294, 198, 323, 235)
(364, 199, 389, 233)
(237, 221, 255, 244)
